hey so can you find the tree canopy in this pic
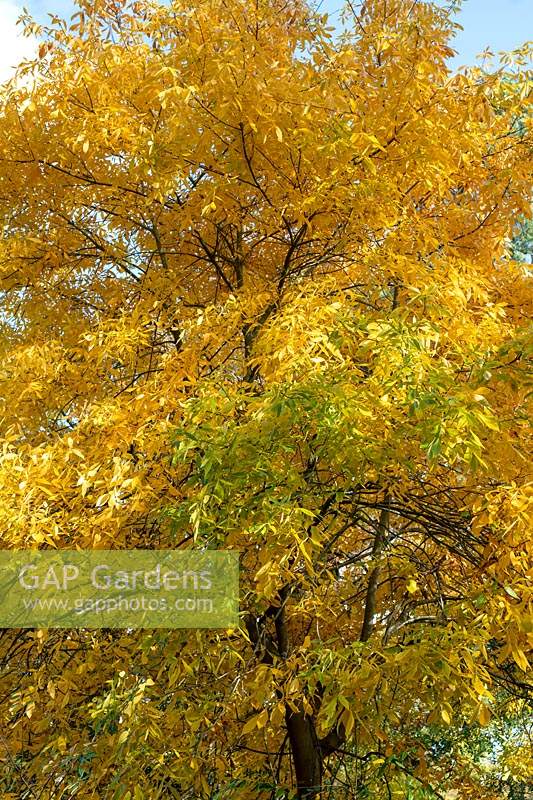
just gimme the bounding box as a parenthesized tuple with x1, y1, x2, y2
(0, 0, 531, 798)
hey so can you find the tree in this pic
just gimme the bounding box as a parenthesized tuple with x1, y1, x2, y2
(0, 0, 531, 797)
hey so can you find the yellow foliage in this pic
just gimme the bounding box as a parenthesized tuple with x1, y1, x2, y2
(0, 0, 531, 798)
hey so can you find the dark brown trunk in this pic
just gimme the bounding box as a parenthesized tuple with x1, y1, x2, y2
(271, 587, 323, 798)
(285, 705, 322, 799)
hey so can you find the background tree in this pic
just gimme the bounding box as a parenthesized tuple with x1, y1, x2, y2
(0, 0, 531, 798)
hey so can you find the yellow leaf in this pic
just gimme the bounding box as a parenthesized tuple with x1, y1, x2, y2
(478, 704, 491, 726)
(242, 715, 259, 734)
(512, 648, 529, 673)
(340, 706, 354, 737)
(117, 729, 129, 745)
(256, 708, 268, 729)
(19, 98, 36, 114)
(504, 586, 520, 600)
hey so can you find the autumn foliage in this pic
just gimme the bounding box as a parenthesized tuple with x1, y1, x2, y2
(0, 0, 531, 797)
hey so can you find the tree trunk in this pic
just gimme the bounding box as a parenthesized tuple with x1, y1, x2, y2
(285, 705, 323, 799)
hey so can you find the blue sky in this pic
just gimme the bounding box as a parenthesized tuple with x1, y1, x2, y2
(1, 0, 532, 80)
(446, 0, 532, 66)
